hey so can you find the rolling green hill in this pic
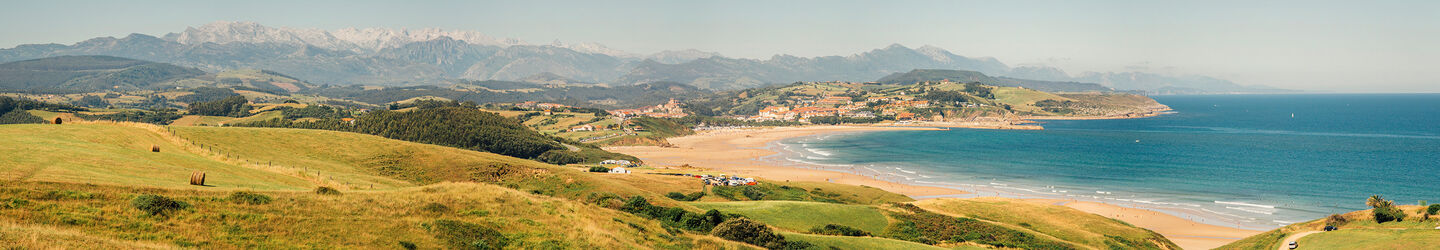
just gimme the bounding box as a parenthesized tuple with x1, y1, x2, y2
(1219, 204, 1440, 250)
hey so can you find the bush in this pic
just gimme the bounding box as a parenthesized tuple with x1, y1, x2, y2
(619, 196, 731, 232)
(424, 219, 509, 250)
(315, 186, 342, 195)
(711, 218, 811, 249)
(1367, 195, 1406, 223)
(421, 203, 452, 214)
(666, 192, 706, 201)
(398, 241, 417, 250)
(228, 191, 273, 205)
(536, 150, 584, 165)
(809, 224, 871, 236)
(1373, 205, 1407, 223)
(1323, 214, 1349, 228)
(588, 166, 611, 173)
(1428, 204, 1440, 215)
(131, 194, 189, 216)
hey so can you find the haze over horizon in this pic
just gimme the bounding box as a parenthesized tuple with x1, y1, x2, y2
(2, 0, 1436, 93)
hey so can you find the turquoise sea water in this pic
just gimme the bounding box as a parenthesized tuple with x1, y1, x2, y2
(771, 94, 1440, 229)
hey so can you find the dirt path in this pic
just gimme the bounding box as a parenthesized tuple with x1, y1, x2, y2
(1278, 231, 1321, 250)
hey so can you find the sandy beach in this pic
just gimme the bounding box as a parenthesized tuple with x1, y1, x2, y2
(607, 125, 1261, 249)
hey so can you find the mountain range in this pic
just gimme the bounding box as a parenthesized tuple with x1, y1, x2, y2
(0, 21, 1280, 93)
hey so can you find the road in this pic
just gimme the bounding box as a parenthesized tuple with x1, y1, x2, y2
(1278, 231, 1321, 250)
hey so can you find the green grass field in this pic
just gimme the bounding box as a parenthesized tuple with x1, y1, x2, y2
(692, 201, 890, 234)
(1295, 229, 1440, 249)
(779, 232, 954, 250)
(1221, 205, 1440, 250)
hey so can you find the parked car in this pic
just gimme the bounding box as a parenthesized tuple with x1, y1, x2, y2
(1288, 241, 1298, 249)
(1324, 225, 1337, 231)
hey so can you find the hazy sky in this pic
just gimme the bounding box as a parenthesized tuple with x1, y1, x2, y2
(2, 0, 1436, 92)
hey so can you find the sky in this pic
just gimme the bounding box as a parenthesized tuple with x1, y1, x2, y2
(1, 0, 1436, 92)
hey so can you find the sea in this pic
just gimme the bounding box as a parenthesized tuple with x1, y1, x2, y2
(767, 94, 1440, 230)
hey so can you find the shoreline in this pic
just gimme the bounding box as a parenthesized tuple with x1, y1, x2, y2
(607, 124, 1261, 249)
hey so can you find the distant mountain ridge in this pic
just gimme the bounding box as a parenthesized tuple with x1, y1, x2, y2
(876, 69, 1112, 93)
(0, 21, 1263, 93)
(1005, 65, 1289, 94)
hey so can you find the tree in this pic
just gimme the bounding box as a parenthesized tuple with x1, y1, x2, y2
(1367, 195, 1406, 223)
(187, 95, 251, 117)
(75, 95, 108, 108)
(963, 82, 995, 99)
(920, 90, 968, 104)
(1367, 195, 1391, 208)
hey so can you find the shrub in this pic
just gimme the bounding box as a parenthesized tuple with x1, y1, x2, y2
(666, 192, 706, 201)
(0, 198, 30, 209)
(460, 209, 491, 217)
(588, 166, 611, 173)
(424, 219, 509, 250)
(711, 218, 811, 249)
(537, 150, 583, 165)
(1428, 204, 1440, 215)
(228, 191, 273, 205)
(315, 186, 342, 195)
(619, 196, 731, 232)
(131, 194, 189, 216)
(421, 203, 452, 214)
(36, 190, 98, 200)
(809, 224, 871, 236)
(1373, 205, 1407, 223)
(1366, 195, 1406, 223)
(1323, 214, 1349, 228)
(398, 241, 417, 250)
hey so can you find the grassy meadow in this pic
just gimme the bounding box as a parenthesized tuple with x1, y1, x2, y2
(1, 121, 1191, 249)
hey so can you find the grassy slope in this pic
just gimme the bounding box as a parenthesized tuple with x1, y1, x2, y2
(991, 87, 1071, 113)
(1220, 205, 1440, 250)
(169, 126, 688, 207)
(692, 201, 891, 233)
(1296, 229, 1440, 249)
(0, 123, 760, 248)
(779, 232, 956, 250)
(0, 124, 312, 190)
(0, 181, 742, 249)
(916, 198, 1179, 249)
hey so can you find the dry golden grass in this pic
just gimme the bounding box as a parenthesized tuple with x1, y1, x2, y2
(0, 123, 315, 190)
(0, 181, 717, 248)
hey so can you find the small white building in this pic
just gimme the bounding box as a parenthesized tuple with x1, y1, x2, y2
(608, 167, 631, 174)
(601, 159, 634, 166)
(570, 124, 596, 132)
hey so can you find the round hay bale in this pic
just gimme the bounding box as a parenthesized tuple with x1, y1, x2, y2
(52, 117, 63, 125)
(189, 171, 206, 186)
(151, 145, 160, 152)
